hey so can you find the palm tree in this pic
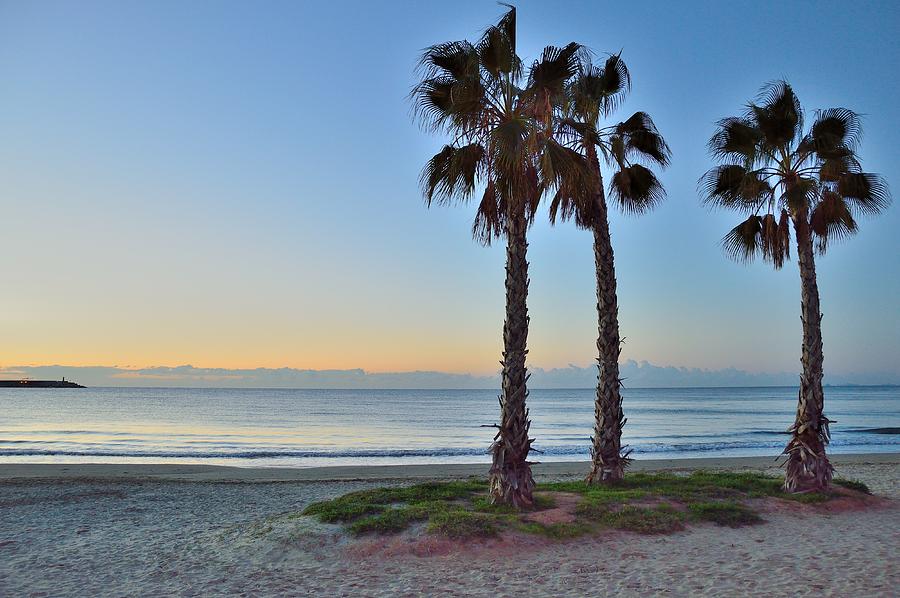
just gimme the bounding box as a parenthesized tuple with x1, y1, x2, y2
(413, 7, 592, 507)
(550, 54, 670, 483)
(701, 81, 891, 492)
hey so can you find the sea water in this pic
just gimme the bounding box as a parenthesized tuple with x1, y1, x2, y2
(1, 386, 897, 467)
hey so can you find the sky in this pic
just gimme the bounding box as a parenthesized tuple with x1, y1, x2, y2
(1, 0, 898, 382)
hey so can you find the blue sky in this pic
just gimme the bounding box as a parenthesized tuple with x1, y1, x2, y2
(0, 0, 898, 379)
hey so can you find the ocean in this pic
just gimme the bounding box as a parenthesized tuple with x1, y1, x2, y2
(1, 386, 897, 467)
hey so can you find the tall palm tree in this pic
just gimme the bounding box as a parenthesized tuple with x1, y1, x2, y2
(550, 54, 670, 483)
(413, 7, 591, 507)
(701, 81, 891, 492)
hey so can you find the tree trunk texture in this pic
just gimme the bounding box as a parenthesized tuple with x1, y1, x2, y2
(585, 153, 628, 484)
(489, 203, 535, 507)
(784, 214, 833, 492)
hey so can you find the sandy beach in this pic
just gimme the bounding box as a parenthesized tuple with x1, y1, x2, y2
(1, 454, 898, 597)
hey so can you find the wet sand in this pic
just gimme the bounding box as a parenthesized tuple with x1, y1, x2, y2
(2, 452, 897, 483)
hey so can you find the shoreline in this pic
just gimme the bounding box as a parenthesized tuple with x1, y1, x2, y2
(2, 452, 897, 483)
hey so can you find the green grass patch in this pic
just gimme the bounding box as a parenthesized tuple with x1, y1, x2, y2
(427, 511, 498, 538)
(300, 471, 861, 540)
(778, 491, 832, 504)
(540, 481, 650, 502)
(301, 480, 486, 524)
(471, 495, 517, 514)
(688, 501, 763, 527)
(301, 498, 385, 523)
(537, 480, 596, 494)
(539, 471, 784, 500)
(575, 498, 612, 521)
(611, 471, 781, 500)
(348, 508, 419, 535)
(472, 492, 555, 513)
(533, 493, 557, 509)
(833, 478, 871, 494)
(302, 480, 494, 535)
(346, 501, 451, 535)
(593, 505, 686, 534)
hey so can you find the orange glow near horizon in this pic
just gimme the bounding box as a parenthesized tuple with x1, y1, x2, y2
(0, 340, 508, 375)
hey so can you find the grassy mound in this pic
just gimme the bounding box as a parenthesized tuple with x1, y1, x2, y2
(687, 501, 763, 527)
(300, 472, 869, 539)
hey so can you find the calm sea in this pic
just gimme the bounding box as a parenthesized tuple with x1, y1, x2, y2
(1, 386, 897, 467)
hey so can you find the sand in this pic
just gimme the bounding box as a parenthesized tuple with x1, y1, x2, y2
(1, 454, 897, 597)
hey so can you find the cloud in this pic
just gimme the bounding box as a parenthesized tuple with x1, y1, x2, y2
(1, 362, 897, 388)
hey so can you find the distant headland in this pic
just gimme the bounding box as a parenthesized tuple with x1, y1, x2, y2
(0, 379, 85, 388)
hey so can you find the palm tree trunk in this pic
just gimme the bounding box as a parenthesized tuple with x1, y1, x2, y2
(784, 213, 833, 492)
(489, 202, 535, 508)
(585, 151, 627, 484)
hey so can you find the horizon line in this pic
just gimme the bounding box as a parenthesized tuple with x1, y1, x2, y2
(3, 384, 897, 391)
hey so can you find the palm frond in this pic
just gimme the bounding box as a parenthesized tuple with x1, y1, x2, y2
(524, 163, 544, 221)
(556, 117, 597, 147)
(412, 78, 486, 134)
(412, 41, 486, 133)
(421, 143, 485, 206)
(568, 67, 602, 122)
(699, 165, 770, 210)
(616, 112, 671, 166)
(721, 215, 763, 263)
(608, 134, 626, 167)
(547, 167, 594, 229)
(837, 172, 891, 215)
(760, 211, 790, 268)
(780, 177, 818, 214)
(538, 139, 595, 226)
(596, 53, 630, 115)
(489, 116, 530, 170)
(525, 42, 583, 119)
(411, 77, 456, 131)
(708, 117, 760, 162)
(473, 180, 504, 245)
(800, 107, 861, 158)
(547, 184, 572, 225)
(610, 164, 665, 214)
(548, 186, 580, 226)
(810, 191, 857, 253)
(529, 43, 582, 89)
(539, 138, 592, 188)
(495, 5, 516, 56)
(748, 80, 803, 149)
(478, 27, 513, 77)
(818, 153, 859, 183)
(477, 6, 521, 78)
(417, 40, 479, 81)
(567, 53, 630, 122)
(778, 209, 791, 261)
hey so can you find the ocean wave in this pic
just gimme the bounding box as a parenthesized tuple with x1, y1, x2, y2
(0, 447, 491, 459)
(2, 435, 897, 460)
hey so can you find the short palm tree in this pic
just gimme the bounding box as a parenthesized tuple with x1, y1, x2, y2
(413, 7, 592, 507)
(550, 54, 670, 483)
(701, 81, 891, 492)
